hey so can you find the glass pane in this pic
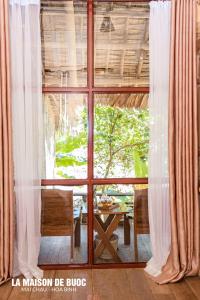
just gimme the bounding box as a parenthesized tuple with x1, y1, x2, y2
(41, 0, 87, 87)
(93, 184, 151, 263)
(43, 94, 88, 179)
(39, 185, 88, 264)
(94, 94, 149, 178)
(94, 2, 149, 87)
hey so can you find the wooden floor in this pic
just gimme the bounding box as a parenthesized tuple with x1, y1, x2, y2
(38, 223, 151, 265)
(1, 269, 200, 300)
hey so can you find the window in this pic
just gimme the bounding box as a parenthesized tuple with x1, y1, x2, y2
(41, 0, 150, 266)
(41, 0, 87, 87)
(43, 93, 88, 179)
(94, 93, 149, 178)
(94, 1, 149, 87)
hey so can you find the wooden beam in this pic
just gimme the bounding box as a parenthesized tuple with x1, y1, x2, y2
(44, 75, 149, 86)
(42, 10, 149, 19)
(42, 41, 149, 51)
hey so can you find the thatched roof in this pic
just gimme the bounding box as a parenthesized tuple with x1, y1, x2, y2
(43, 92, 148, 135)
(41, 1, 149, 88)
(41, 1, 149, 129)
(95, 93, 148, 109)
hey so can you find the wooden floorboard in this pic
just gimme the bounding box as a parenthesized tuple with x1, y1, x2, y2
(0, 269, 200, 300)
(7, 275, 30, 300)
(126, 268, 155, 300)
(93, 268, 133, 300)
(144, 271, 176, 300)
(185, 277, 200, 299)
(38, 223, 151, 265)
(0, 280, 13, 300)
(168, 279, 199, 300)
(30, 271, 55, 300)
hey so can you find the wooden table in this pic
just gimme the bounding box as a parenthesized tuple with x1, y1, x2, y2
(94, 205, 131, 262)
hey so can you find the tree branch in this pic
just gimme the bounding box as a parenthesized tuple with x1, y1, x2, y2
(112, 141, 149, 156)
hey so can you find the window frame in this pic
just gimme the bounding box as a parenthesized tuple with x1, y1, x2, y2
(41, 0, 149, 269)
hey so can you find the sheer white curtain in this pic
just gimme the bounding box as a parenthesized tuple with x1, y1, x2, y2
(145, 1, 171, 277)
(10, 0, 43, 279)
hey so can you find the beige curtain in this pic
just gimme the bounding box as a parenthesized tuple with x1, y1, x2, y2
(155, 0, 200, 284)
(0, 0, 14, 285)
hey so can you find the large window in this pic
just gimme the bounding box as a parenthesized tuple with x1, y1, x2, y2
(41, 0, 150, 267)
(43, 93, 88, 179)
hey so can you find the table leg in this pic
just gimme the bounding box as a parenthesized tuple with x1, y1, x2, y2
(74, 219, 81, 247)
(94, 215, 122, 263)
(95, 214, 114, 232)
(124, 215, 130, 245)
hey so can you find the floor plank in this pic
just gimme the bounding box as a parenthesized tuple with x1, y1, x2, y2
(7, 276, 31, 300)
(185, 277, 200, 300)
(0, 269, 199, 300)
(72, 270, 92, 300)
(39, 223, 151, 265)
(126, 268, 155, 300)
(51, 270, 74, 300)
(169, 280, 198, 300)
(0, 279, 13, 300)
(144, 272, 176, 300)
(30, 270, 55, 300)
(93, 269, 133, 300)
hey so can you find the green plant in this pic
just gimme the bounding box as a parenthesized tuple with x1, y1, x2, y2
(54, 103, 149, 180)
(94, 104, 149, 178)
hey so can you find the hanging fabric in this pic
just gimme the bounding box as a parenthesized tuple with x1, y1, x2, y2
(10, 0, 43, 279)
(0, 0, 14, 286)
(154, 0, 199, 283)
(145, 1, 171, 277)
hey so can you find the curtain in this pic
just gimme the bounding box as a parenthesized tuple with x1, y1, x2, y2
(10, 0, 43, 279)
(198, 4, 200, 183)
(155, 0, 199, 284)
(145, 1, 171, 277)
(0, 0, 14, 286)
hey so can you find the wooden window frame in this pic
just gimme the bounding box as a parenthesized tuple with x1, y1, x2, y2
(41, 0, 150, 270)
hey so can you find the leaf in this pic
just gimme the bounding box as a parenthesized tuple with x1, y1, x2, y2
(56, 131, 87, 154)
(132, 150, 148, 177)
(56, 156, 87, 167)
(56, 170, 75, 179)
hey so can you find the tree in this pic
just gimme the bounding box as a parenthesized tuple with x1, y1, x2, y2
(93, 104, 149, 179)
(55, 103, 149, 182)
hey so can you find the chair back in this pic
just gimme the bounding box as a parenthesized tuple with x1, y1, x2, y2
(41, 189, 73, 236)
(134, 189, 149, 234)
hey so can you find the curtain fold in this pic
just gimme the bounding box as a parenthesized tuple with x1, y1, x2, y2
(145, 1, 171, 277)
(10, 0, 43, 279)
(154, 0, 199, 284)
(0, 0, 14, 286)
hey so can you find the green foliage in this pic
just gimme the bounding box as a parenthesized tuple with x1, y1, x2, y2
(55, 130, 87, 178)
(94, 104, 149, 178)
(56, 156, 86, 168)
(56, 170, 76, 179)
(132, 150, 148, 178)
(54, 103, 149, 180)
(56, 131, 87, 154)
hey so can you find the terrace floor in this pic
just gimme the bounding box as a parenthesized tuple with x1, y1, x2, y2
(38, 221, 151, 265)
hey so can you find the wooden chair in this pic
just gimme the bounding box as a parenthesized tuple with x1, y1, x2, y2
(41, 189, 74, 261)
(133, 188, 149, 261)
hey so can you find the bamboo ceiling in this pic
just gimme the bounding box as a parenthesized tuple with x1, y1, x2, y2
(41, 1, 150, 120)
